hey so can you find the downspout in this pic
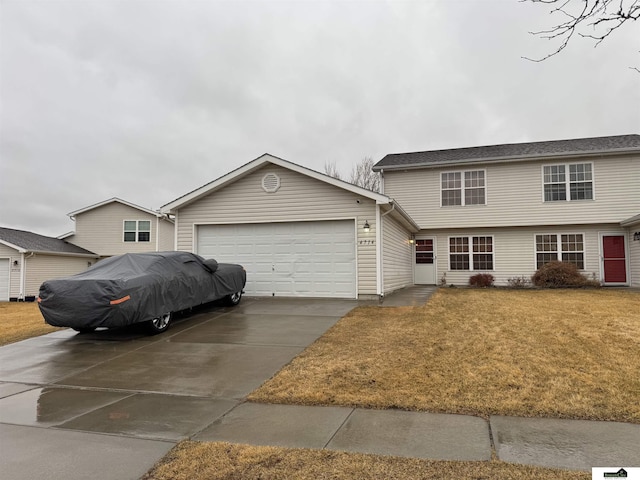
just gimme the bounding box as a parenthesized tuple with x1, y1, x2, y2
(156, 216, 160, 252)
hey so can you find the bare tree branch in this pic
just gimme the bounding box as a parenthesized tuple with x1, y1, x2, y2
(323, 161, 342, 181)
(522, 0, 639, 67)
(324, 157, 381, 193)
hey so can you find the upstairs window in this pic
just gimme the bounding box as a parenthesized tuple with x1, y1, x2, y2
(124, 220, 151, 242)
(543, 163, 593, 201)
(441, 170, 485, 206)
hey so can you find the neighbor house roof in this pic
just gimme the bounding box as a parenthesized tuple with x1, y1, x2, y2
(0, 227, 97, 256)
(374, 134, 640, 171)
(68, 197, 172, 221)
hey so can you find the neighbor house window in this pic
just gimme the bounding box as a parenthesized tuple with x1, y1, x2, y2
(535, 234, 584, 269)
(543, 163, 593, 201)
(441, 170, 485, 206)
(449, 236, 493, 270)
(124, 220, 151, 242)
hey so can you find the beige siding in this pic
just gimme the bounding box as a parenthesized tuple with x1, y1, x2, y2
(157, 218, 175, 251)
(72, 202, 162, 256)
(176, 164, 378, 296)
(628, 228, 640, 287)
(382, 214, 413, 293)
(383, 154, 640, 229)
(427, 224, 624, 286)
(24, 255, 95, 297)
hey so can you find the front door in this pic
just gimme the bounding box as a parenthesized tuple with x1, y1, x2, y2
(414, 238, 436, 284)
(601, 234, 627, 285)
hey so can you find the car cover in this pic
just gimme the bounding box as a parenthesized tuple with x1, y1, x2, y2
(38, 251, 246, 329)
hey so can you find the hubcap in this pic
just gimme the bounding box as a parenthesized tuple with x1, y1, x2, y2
(152, 313, 171, 329)
(230, 292, 241, 303)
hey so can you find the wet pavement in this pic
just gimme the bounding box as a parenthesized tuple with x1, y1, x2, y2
(1, 288, 638, 479)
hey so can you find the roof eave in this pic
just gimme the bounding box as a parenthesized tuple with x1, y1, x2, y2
(68, 197, 163, 219)
(162, 153, 391, 213)
(0, 239, 26, 253)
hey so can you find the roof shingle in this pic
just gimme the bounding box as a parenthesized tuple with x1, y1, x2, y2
(0, 227, 96, 255)
(374, 134, 640, 170)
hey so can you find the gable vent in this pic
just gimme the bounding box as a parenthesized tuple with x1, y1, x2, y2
(262, 173, 281, 193)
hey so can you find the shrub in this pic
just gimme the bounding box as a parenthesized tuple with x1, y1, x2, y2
(531, 261, 600, 288)
(469, 273, 495, 288)
(507, 276, 531, 288)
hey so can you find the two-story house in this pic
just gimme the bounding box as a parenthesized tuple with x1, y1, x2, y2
(160, 134, 639, 299)
(62, 198, 175, 259)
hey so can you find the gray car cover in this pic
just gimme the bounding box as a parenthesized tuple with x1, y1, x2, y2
(38, 251, 246, 329)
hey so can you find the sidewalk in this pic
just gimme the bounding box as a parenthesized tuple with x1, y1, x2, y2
(193, 401, 640, 472)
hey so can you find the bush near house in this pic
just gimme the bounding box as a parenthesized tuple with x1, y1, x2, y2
(531, 261, 600, 288)
(469, 273, 495, 287)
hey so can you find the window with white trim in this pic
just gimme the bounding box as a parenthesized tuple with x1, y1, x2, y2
(535, 234, 584, 269)
(441, 170, 485, 206)
(543, 163, 593, 201)
(449, 236, 493, 270)
(124, 220, 151, 242)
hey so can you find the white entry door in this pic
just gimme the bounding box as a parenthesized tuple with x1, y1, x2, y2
(414, 237, 436, 284)
(0, 259, 9, 301)
(197, 220, 357, 298)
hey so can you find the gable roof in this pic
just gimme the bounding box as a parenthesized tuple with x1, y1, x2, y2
(0, 227, 97, 256)
(374, 134, 640, 171)
(68, 197, 170, 220)
(162, 153, 391, 212)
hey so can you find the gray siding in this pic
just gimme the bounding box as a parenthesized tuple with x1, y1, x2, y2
(176, 164, 378, 296)
(382, 214, 413, 293)
(24, 255, 95, 297)
(426, 224, 623, 286)
(383, 155, 640, 229)
(72, 202, 164, 257)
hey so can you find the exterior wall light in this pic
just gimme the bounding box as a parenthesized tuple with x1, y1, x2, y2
(634, 231, 640, 241)
(363, 220, 370, 233)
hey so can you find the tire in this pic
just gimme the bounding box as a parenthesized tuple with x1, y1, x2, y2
(73, 327, 96, 333)
(225, 291, 242, 306)
(146, 312, 172, 335)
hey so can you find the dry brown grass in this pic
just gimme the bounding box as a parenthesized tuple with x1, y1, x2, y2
(143, 441, 590, 480)
(250, 289, 640, 423)
(0, 302, 62, 346)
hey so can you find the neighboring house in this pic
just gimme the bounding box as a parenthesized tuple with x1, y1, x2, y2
(161, 134, 640, 299)
(374, 134, 640, 288)
(62, 198, 175, 258)
(0, 227, 98, 301)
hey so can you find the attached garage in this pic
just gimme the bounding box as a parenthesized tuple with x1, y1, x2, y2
(162, 154, 419, 299)
(197, 220, 356, 298)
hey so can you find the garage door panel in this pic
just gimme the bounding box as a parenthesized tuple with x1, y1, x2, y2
(197, 220, 356, 298)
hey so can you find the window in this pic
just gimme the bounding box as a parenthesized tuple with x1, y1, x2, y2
(415, 239, 434, 264)
(449, 236, 493, 270)
(543, 163, 592, 201)
(441, 170, 485, 206)
(124, 220, 151, 242)
(535, 234, 584, 269)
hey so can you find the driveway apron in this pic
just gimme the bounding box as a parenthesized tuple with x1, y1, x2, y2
(0, 297, 356, 480)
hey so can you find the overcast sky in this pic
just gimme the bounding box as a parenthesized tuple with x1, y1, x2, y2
(1, 0, 638, 237)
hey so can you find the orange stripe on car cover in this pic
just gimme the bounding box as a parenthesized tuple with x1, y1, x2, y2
(110, 295, 131, 305)
(37, 297, 42, 303)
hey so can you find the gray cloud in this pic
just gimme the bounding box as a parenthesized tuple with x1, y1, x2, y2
(1, 0, 638, 236)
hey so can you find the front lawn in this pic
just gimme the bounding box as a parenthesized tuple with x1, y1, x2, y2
(249, 289, 640, 423)
(0, 302, 62, 346)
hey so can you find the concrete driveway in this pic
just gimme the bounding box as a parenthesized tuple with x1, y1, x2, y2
(0, 297, 361, 480)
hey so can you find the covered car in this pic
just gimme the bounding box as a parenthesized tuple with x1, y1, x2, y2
(38, 251, 246, 334)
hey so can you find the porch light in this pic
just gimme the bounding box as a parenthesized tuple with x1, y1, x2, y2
(363, 220, 370, 233)
(634, 231, 640, 241)
(409, 235, 415, 244)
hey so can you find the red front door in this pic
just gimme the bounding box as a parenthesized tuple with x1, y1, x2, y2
(602, 235, 627, 284)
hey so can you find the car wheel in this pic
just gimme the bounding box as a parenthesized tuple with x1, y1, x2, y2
(73, 327, 96, 333)
(147, 312, 172, 334)
(226, 291, 242, 306)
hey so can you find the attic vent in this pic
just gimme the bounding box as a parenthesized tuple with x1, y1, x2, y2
(262, 173, 281, 193)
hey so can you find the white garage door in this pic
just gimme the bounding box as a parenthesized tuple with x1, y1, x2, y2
(197, 220, 357, 298)
(0, 259, 9, 302)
